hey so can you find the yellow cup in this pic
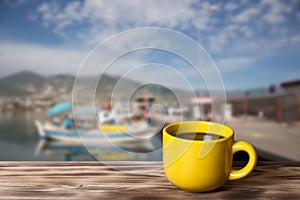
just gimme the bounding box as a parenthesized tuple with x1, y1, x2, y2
(163, 121, 257, 192)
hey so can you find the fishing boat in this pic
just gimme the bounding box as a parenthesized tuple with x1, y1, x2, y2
(35, 102, 158, 145)
(35, 119, 156, 145)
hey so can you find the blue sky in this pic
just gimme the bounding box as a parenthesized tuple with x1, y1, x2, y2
(0, 0, 300, 90)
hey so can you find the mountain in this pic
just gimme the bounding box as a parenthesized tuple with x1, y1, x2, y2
(0, 71, 47, 97)
(0, 71, 194, 104)
(0, 71, 140, 98)
(0, 71, 78, 97)
(48, 74, 75, 92)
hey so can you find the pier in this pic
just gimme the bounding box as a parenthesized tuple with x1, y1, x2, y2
(0, 161, 299, 199)
(228, 116, 300, 161)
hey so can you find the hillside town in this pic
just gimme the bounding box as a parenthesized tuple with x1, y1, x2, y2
(0, 72, 299, 125)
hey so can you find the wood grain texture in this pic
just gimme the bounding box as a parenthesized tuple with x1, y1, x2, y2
(0, 162, 300, 199)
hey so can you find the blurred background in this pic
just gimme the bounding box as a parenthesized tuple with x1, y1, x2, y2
(0, 0, 299, 161)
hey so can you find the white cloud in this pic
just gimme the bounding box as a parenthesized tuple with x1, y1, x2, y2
(1, 0, 300, 95)
(261, 0, 293, 24)
(3, 0, 299, 83)
(206, 0, 300, 57)
(234, 6, 260, 23)
(75, 27, 220, 82)
(35, 0, 221, 45)
(216, 57, 254, 73)
(114, 64, 197, 90)
(79, 0, 196, 27)
(0, 40, 152, 79)
(224, 2, 238, 11)
(0, 28, 200, 82)
(0, 42, 87, 77)
(208, 33, 230, 53)
(290, 34, 300, 44)
(33, 0, 300, 58)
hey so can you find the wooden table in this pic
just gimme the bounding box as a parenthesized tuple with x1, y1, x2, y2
(0, 162, 299, 199)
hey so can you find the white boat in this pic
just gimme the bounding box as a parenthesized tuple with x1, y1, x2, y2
(35, 101, 160, 149)
(35, 120, 157, 145)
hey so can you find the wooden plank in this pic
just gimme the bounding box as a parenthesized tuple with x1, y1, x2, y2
(0, 162, 300, 199)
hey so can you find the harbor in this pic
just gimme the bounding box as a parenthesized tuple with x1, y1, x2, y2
(1, 86, 299, 162)
(1, 1, 300, 198)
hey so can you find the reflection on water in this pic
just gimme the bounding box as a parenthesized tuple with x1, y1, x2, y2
(0, 111, 42, 143)
(36, 138, 161, 161)
(0, 111, 162, 161)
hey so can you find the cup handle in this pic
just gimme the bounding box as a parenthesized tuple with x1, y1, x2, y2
(229, 141, 257, 181)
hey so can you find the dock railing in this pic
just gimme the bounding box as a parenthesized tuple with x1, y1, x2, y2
(227, 94, 299, 124)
